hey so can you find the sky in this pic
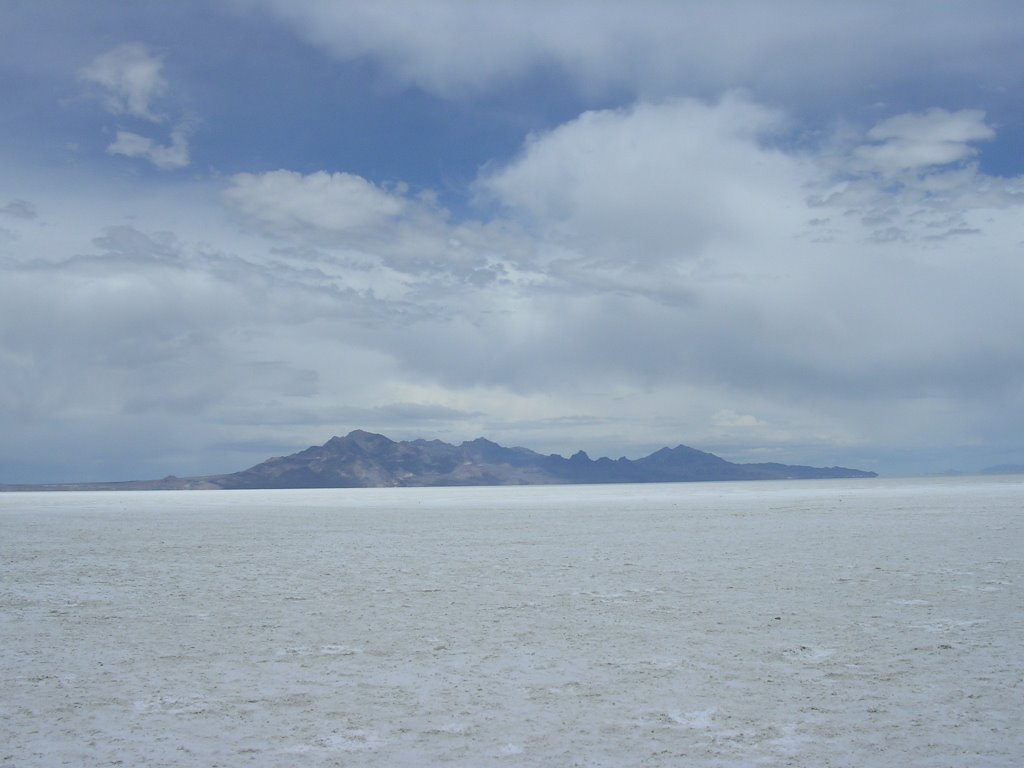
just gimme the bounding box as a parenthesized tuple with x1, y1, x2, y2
(1, 0, 1023, 482)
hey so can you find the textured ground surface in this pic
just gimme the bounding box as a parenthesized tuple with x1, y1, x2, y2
(2, 477, 1022, 767)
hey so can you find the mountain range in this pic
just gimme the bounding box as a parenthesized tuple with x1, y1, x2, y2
(2, 430, 877, 490)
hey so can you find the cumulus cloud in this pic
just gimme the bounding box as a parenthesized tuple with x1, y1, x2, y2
(80, 43, 167, 121)
(477, 95, 800, 266)
(107, 129, 190, 170)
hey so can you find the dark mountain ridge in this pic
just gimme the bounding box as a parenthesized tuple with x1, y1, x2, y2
(2, 429, 877, 490)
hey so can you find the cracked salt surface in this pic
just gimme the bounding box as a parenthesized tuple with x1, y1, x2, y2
(2, 476, 1022, 767)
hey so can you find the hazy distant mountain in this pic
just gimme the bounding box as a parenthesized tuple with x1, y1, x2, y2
(3, 430, 876, 490)
(978, 464, 1024, 476)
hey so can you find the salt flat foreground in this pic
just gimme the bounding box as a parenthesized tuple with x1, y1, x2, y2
(2, 477, 1022, 767)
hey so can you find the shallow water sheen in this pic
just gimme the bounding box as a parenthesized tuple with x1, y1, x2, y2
(2, 477, 1022, 767)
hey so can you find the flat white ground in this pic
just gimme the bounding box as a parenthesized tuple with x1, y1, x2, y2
(2, 477, 1022, 767)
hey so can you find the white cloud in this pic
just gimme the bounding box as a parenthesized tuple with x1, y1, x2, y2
(477, 95, 801, 266)
(225, 170, 407, 235)
(79, 43, 192, 170)
(854, 109, 995, 174)
(80, 43, 167, 122)
(107, 129, 190, 170)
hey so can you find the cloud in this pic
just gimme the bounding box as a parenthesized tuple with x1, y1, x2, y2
(208, 99, 1024, 461)
(107, 128, 190, 170)
(0, 210, 423, 478)
(385, 98, 1024, 467)
(4, 2, 1024, 481)
(79, 43, 192, 170)
(854, 109, 996, 174)
(5, 77, 1024, 478)
(79, 43, 167, 121)
(221, 169, 535, 287)
(477, 95, 799, 266)
(1, 199, 38, 220)
(242, 0, 1024, 102)
(713, 409, 768, 429)
(91, 225, 181, 261)
(807, 111, 1020, 246)
(225, 170, 407, 235)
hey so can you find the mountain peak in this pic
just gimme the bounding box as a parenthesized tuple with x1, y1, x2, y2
(462, 437, 500, 448)
(344, 429, 390, 441)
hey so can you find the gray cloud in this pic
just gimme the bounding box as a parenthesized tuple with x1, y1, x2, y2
(244, 0, 1024, 105)
(1, 199, 38, 220)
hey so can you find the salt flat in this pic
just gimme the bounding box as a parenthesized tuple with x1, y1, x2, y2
(2, 477, 1022, 767)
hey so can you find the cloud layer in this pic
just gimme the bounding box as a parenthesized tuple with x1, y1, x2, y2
(247, 0, 1024, 102)
(1, 2, 1022, 480)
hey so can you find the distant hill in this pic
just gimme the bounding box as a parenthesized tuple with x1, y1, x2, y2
(979, 464, 1024, 476)
(1, 430, 877, 490)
